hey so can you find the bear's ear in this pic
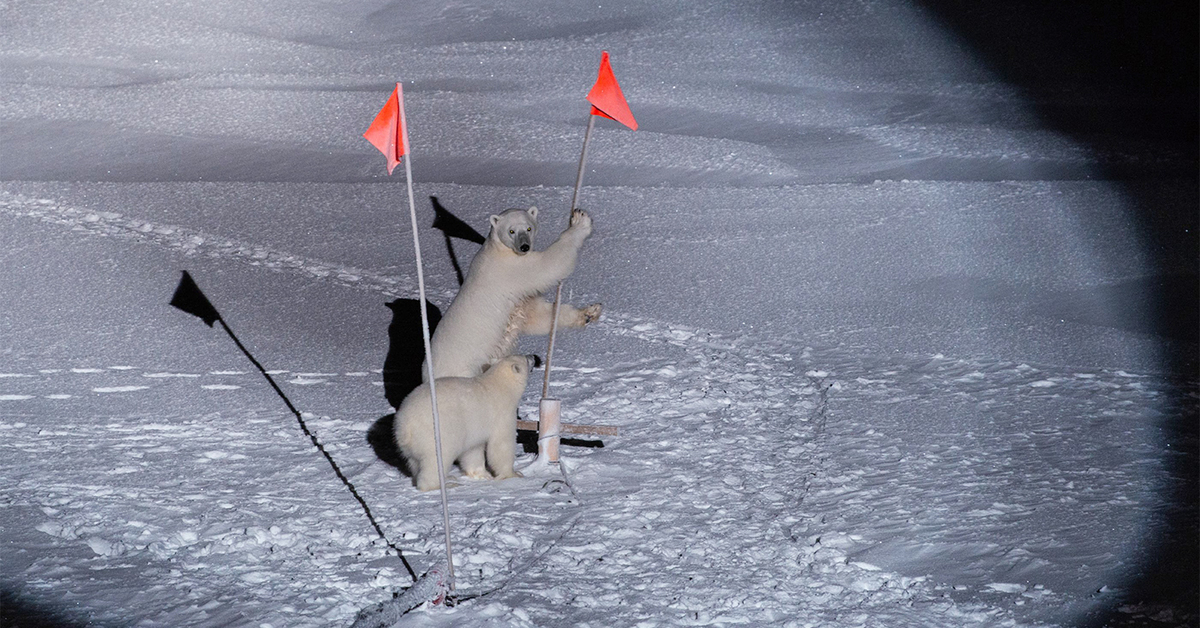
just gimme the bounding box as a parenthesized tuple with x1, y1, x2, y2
(489, 214, 501, 228)
(511, 361, 523, 374)
(526, 206, 538, 219)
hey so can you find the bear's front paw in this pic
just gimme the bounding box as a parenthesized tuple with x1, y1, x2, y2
(580, 303, 602, 325)
(463, 468, 492, 480)
(569, 208, 593, 234)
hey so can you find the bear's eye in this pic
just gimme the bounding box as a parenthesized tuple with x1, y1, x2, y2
(526, 227, 531, 232)
(509, 229, 515, 235)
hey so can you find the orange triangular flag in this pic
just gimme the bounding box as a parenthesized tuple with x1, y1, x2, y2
(586, 51, 637, 130)
(363, 83, 409, 175)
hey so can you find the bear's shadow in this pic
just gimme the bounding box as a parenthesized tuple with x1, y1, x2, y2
(366, 298, 441, 478)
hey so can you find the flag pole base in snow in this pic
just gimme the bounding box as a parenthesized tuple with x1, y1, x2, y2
(350, 565, 450, 628)
(537, 398, 562, 464)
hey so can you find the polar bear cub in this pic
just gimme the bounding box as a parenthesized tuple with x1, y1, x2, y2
(426, 206, 600, 380)
(394, 354, 538, 491)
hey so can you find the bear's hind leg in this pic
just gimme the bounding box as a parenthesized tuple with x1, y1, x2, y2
(458, 445, 492, 480)
(517, 297, 602, 336)
(485, 433, 522, 481)
(414, 459, 446, 492)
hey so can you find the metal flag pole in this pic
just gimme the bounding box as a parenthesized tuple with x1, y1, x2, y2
(396, 87, 457, 594)
(543, 112, 596, 395)
(538, 112, 597, 462)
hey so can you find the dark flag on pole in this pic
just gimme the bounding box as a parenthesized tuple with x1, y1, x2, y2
(430, 196, 485, 245)
(430, 195, 485, 287)
(170, 271, 222, 327)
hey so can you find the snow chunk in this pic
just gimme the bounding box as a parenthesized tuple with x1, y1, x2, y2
(240, 571, 273, 584)
(36, 521, 76, 539)
(201, 450, 247, 461)
(86, 536, 127, 557)
(93, 386, 150, 393)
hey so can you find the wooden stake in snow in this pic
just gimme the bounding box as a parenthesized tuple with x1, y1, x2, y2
(539, 52, 637, 460)
(364, 82, 456, 594)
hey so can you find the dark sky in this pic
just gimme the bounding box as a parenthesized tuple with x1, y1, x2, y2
(919, 1, 1198, 145)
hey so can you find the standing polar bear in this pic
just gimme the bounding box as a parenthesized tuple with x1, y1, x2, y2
(394, 354, 538, 491)
(426, 206, 600, 380)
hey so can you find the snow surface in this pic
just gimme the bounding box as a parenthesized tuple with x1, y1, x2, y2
(1, 1, 1196, 627)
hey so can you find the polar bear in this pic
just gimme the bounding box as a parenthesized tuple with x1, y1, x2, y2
(425, 206, 600, 380)
(393, 354, 538, 491)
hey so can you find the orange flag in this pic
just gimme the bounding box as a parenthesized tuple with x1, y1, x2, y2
(586, 51, 637, 130)
(363, 83, 409, 175)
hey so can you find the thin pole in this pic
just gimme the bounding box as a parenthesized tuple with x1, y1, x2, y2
(399, 86, 456, 592)
(570, 114, 597, 212)
(542, 112, 597, 398)
(541, 282, 564, 398)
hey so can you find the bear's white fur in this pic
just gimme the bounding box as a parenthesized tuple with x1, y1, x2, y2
(394, 354, 536, 491)
(426, 206, 600, 380)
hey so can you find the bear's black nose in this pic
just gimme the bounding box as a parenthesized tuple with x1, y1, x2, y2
(519, 244, 530, 252)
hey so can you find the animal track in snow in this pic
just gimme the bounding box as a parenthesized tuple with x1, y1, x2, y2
(0, 192, 418, 300)
(0, 367, 387, 401)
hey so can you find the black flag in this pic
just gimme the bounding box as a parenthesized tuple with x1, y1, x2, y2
(170, 271, 222, 327)
(431, 196, 485, 244)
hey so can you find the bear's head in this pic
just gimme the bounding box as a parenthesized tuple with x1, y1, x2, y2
(483, 354, 541, 387)
(488, 207, 538, 255)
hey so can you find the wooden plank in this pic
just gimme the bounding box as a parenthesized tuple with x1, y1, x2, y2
(516, 419, 619, 437)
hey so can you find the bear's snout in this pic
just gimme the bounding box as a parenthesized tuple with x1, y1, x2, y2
(512, 231, 532, 254)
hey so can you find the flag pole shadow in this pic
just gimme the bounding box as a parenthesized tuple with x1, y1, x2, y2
(430, 195, 484, 287)
(170, 271, 418, 582)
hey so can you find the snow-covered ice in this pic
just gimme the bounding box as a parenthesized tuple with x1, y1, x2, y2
(1, 1, 1195, 627)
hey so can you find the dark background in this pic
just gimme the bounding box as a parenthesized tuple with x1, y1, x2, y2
(919, 3, 1197, 626)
